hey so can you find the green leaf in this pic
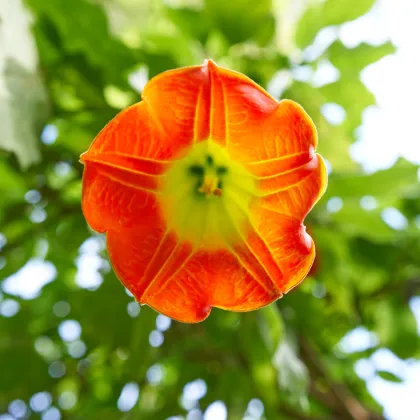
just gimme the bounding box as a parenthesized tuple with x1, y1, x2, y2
(142, 33, 203, 68)
(165, 6, 210, 44)
(371, 298, 419, 359)
(319, 79, 375, 132)
(296, 0, 376, 48)
(0, 161, 26, 197)
(376, 370, 404, 383)
(238, 314, 279, 408)
(326, 41, 396, 78)
(258, 304, 285, 354)
(0, 308, 54, 401)
(205, 0, 275, 45)
(329, 203, 396, 243)
(326, 159, 420, 199)
(318, 40, 394, 137)
(25, 0, 137, 85)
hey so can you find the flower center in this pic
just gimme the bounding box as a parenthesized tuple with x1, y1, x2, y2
(190, 155, 226, 198)
(160, 140, 257, 249)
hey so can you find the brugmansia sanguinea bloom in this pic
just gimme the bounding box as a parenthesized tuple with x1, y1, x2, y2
(81, 60, 327, 323)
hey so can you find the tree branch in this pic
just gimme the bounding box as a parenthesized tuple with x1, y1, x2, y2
(299, 336, 384, 420)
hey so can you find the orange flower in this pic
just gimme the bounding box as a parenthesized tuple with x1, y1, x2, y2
(80, 60, 327, 323)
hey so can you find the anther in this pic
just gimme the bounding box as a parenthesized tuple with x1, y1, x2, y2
(198, 175, 222, 198)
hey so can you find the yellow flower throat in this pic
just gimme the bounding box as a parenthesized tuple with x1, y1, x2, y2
(160, 140, 257, 250)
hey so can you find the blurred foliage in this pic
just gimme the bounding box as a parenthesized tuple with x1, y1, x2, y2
(0, 0, 419, 419)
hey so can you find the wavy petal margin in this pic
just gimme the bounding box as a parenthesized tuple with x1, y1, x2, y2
(81, 59, 328, 323)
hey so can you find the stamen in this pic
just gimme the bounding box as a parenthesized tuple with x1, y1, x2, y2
(198, 175, 221, 198)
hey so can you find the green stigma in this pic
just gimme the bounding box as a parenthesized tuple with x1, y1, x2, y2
(160, 140, 257, 249)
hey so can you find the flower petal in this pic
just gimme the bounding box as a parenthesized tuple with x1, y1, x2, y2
(106, 208, 167, 297)
(207, 60, 277, 147)
(142, 64, 211, 147)
(259, 153, 328, 220)
(144, 250, 281, 323)
(143, 251, 213, 323)
(206, 60, 317, 164)
(252, 207, 316, 293)
(81, 164, 158, 232)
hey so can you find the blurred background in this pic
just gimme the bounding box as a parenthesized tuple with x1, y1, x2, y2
(1, 0, 419, 419)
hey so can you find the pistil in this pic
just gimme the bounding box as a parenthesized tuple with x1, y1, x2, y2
(198, 174, 222, 197)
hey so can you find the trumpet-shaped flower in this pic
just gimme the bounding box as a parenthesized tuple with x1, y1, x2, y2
(81, 60, 327, 323)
